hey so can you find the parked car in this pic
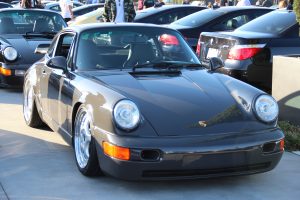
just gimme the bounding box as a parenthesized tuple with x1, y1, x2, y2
(70, 5, 205, 25)
(73, 3, 104, 17)
(69, 7, 104, 26)
(23, 23, 284, 180)
(0, 9, 67, 88)
(134, 5, 207, 25)
(198, 10, 300, 92)
(44, 1, 83, 12)
(168, 6, 273, 50)
(0, 2, 13, 8)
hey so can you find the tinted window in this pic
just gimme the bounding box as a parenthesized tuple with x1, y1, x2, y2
(172, 9, 223, 27)
(0, 10, 66, 34)
(50, 5, 61, 11)
(76, 27, 200, 70)
(236, 11, 297, 34)
(212, 14, 251, 31)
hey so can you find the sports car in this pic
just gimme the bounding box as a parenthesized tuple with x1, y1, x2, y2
(23, 23, 284, 180)
(0, 9, 67, 88)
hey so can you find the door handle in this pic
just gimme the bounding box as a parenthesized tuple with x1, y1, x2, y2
(42, 69, 46, 74)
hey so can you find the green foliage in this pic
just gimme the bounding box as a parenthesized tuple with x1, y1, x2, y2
(278, 121, 300, 151)
(294, 0, 300, 22)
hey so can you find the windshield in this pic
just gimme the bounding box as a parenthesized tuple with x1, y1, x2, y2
(76, 27, 200, 71)
(172, 9, 223, 27)
(236, 11, 297, 34)
(0, 10, 66, 35)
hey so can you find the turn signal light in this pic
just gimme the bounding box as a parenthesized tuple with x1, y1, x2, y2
(102, 142, 130, 161)
(228, 47, 262, 60)
(279, 139, 284, 151)
(0, 67, 12, 76)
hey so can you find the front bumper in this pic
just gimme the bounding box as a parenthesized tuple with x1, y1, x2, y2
(94, 128, 284, 180)
(0, 63, 29, 88)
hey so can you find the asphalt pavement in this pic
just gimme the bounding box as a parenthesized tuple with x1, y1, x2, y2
(0, 88, 300, 200)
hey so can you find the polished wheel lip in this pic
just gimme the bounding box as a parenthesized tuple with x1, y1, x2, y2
(23, 82, 33, 123)
(74, 108, 92, 169)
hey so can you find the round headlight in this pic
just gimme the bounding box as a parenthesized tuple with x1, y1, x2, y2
(113, 99, 140, 131)
(3, 46, 18, 61)
(254, 95, 278, 123)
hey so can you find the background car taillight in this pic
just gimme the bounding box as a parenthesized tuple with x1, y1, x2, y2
(159, 34, 179, 45)
(196, 38, 201, 57)
(228, 44, 265, 60)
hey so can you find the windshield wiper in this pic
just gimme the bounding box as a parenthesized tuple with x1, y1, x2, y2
(131, 61, 203, 71)
(24, 31, 57, 38)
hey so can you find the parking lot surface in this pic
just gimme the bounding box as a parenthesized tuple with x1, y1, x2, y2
(0, 89, 300, 200)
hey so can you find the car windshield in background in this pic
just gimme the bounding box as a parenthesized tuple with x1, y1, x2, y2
(172, 9, 223, 27)
(236, 11, 297, 34)
(76, 27, 200, 71)
(0, 10, 66, 35)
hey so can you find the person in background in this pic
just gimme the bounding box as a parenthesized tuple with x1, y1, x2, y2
(102, 0, 136, 22)
(59, 0, 74, 22)
(261, 0, 273, 7)
(207, 1, 213, 7)
(144, 0, 155, 8)
(154, 0, 165, 7)
(278, 0, 287, 8)
(183, 0, 190, 4)
(236, 0, 251, 6)
(213, 0, 221, 8)
(138, 0, 144, 10)
(287, 0, 293, 10)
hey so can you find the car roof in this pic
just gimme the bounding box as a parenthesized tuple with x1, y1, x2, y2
(66, 23, 174, 33)
(72, 3, 104, 11)
(0, 8, 62, 14)
(213, 6, 274, 13)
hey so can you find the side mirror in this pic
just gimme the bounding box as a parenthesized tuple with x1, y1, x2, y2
(46, 56, 67, 72)
(209, 57, 224, 71)
(35, 44, 50, 54)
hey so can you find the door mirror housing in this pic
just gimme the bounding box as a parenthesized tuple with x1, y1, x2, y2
(46, 56, 68, 72)
(35, 44, 50, 54)
(209, 57, 224, 71)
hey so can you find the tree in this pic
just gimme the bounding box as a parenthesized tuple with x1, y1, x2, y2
(294, 0, 300, 22)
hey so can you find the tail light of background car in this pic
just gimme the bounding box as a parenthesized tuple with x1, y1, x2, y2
(196, 38, 201, 57)
(159, 34, 179, 45)
(228, 44, 265, 60)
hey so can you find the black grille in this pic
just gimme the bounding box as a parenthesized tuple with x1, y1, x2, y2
(142, 163, 270, 178)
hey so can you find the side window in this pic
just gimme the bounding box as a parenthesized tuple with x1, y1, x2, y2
(51, 5, 61, 12)
(155, 12, 180, 24)
(212, 14, 251, 31)
(54, 33, 75, 59)
(47, 36, 59, 58)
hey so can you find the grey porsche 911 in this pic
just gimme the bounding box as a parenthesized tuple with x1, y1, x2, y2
(23, 23, 284, 180)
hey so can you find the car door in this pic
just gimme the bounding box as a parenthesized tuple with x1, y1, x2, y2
(38, 35, 59, 122)
(47, 32, 76, 133)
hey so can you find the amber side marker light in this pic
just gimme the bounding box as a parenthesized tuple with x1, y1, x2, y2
(280, 139, 284, 151)
(0, 67, 12, 76)
(102, 142, 130, 161)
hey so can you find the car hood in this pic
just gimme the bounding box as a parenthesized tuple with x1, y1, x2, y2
(83, 69, 269, 136)
(0, 34, 52, 65)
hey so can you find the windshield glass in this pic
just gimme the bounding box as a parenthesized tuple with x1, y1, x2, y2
(172, 9, 222, 27)
(76, 27, 200, 71)
(0, 10, 66, 34)
(236, 11, 297, 34)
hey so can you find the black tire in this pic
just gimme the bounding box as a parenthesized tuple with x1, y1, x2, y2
(23, 82, 44, 128)
(73, 105, 102, 177)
